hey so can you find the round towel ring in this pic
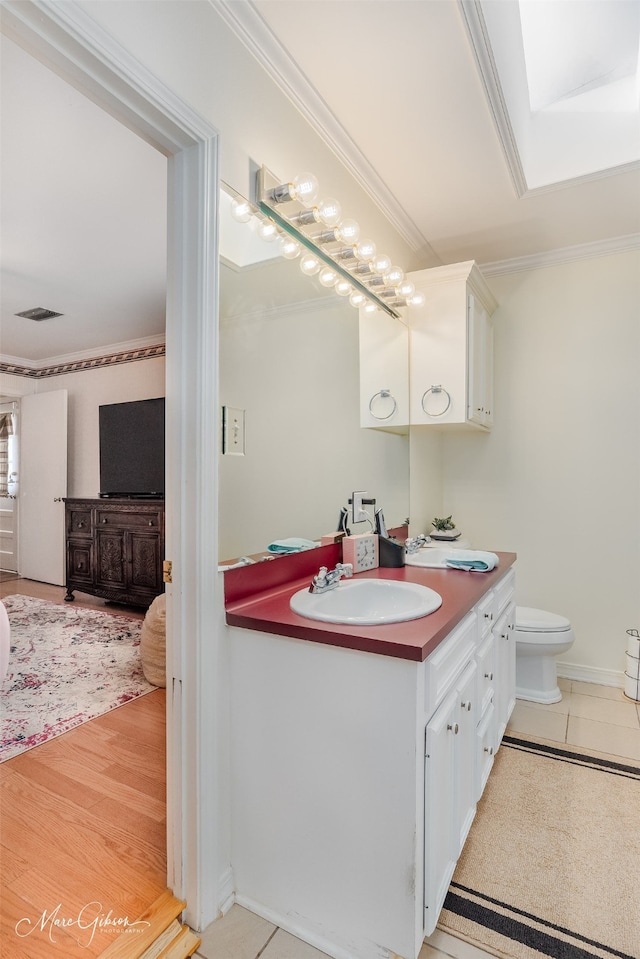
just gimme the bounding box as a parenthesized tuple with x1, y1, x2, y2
(369, 389, 397, 420)
(421, 385, 451, 417)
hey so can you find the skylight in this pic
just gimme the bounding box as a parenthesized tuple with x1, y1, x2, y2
(519, 0, 640, 113)
(477, 0, 640, 191)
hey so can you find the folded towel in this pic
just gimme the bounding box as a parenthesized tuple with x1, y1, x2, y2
(267, 538, 318, 554)
(445, 550, 499, 572)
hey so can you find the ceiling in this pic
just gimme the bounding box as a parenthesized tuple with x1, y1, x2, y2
(1, 0, 639, 366)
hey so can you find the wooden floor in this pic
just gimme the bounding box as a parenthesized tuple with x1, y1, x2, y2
(0, 580, 167, 958)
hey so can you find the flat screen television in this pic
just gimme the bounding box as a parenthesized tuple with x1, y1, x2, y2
(99, 397, 165, 498)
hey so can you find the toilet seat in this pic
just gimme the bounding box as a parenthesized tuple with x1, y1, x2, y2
(515, 606, 571, 633)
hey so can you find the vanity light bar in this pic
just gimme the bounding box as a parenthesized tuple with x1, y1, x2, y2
(257, 166, 420, 319)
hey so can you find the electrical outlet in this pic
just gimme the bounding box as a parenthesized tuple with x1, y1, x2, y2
(352, 490, 367, 524)
(222, 406, 246, 455)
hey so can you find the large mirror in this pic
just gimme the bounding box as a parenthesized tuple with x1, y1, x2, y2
(218, 185, 410, 561)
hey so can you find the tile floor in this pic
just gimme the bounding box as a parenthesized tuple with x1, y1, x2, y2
(194, 679, 640, 959)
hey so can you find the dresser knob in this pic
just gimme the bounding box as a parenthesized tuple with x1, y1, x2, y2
(461, 700, 471, 711)
(484, 746, 494, 755)
(484, 671, 493, 680)
(447, 723, 459, 735)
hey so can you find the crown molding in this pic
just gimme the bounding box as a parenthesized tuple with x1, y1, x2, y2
(0, 335, 166, 378)
(211, 0, 435, 258)
(480, 233, 640, 276)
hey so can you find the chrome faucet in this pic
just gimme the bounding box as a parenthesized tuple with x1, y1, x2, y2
(404, 534, 431, 554)
(309, 563, 354, 594)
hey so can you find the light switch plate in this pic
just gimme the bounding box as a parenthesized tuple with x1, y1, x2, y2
(222, 406, 246, 455)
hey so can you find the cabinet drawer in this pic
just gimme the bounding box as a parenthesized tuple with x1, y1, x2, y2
(68, 509, 92, 536)
(425, 612, 477, 714)
(67, 541, 94, 585)
(97, 509, 162, 530)
(494, 568, 515, 616)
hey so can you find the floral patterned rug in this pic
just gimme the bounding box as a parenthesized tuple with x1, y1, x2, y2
(0, 595, 154, 762)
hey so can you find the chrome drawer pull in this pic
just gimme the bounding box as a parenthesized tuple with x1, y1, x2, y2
(447, 723, 459, 735)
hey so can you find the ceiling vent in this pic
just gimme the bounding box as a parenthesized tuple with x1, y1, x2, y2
(15, 307, 63, 321)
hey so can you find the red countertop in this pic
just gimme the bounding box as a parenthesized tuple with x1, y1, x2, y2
(224, 548, 517, 662)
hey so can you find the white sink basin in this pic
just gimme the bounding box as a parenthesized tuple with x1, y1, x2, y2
(290, 578, 442, 625)
(405, 547, 458, 568)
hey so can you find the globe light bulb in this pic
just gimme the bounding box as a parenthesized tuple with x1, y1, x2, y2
(257, 218, 278, 242)
(383, 265, 405, 287)
(319, 266, 339, 287)
(409, 291, 426, 307)
(355, 239, 376, 262)
(280, 236, 301, 259)
(349, 290, 367, 308)
(230, 197, 252, 223)
(397, 279, 415, 298)
(316, 197, 342, 227)
(291, 172, 320, 207)
(335, 278, 352, 297)
(363, 300, 378, 314)
(371, 253, 391, 274)
(300, 252, 321, 276)
(336, 218, 360, 243)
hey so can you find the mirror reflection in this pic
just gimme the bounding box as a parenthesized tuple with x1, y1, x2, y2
(218, 185, 410, 561)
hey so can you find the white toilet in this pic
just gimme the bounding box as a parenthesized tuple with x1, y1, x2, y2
(515, 606, 575, 704)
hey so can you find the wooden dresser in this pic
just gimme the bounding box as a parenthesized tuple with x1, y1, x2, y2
(64, 497, 165, 608)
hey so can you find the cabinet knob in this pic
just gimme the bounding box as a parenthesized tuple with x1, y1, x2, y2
(484, 746, 494, 756)
(148, 520, 153, 526)
(447, 722, 459, 735)
(484, 611, 493, 620)
(78, 522, 84, 528)
(102, 518, 108, 524)
(484, 671, 493, 680)
(461, 700, 471, 711)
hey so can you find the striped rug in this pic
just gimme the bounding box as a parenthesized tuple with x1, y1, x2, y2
(438, 735, 640, 959)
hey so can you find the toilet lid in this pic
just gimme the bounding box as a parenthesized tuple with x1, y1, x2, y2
(515, 606, 571, 632)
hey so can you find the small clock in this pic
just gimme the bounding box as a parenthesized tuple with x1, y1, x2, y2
(342, 533, 379, 573)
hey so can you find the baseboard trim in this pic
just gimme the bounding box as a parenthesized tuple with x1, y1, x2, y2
(556, 662, 624, 688)
(218, 867, 235, 916)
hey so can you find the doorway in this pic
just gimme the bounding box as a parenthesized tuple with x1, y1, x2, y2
(0, 0, 220, 932)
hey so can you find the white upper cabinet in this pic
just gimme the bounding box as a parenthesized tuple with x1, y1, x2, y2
(358, 308, 410, 433)
(407, 261, 497, 431)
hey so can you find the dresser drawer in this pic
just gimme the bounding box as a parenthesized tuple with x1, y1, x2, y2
(67, 509, 92, 536)
(97, 509, 162, 530)
(425, 612, 477, 714)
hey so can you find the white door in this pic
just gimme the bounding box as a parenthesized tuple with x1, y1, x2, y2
(19, 390, 68, 585)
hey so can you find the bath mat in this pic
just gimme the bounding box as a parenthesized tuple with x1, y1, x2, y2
(438, 734, 640, 959)
(0, 595, 154, 762)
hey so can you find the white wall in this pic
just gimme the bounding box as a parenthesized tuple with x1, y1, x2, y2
(0, 357, 165, 496)
(415, 251, 640, 680)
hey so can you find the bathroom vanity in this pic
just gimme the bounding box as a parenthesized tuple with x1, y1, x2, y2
(225, 551, 516, 959)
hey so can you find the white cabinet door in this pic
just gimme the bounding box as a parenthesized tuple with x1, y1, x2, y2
(424, 658, 477, 935)
(406, 261, 496, 431)
(359, 308, 409, 432)
(424, 685, 458, 935)
(454, 660, 478, 855)
(467, 294, 493, 428)
(493, 602, 516, 745)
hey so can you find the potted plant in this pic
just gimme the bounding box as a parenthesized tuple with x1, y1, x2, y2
(431, 515, 460, 540)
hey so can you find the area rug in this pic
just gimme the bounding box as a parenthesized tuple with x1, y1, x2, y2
(0, 595, 154, 762)
(438, 734, 640, 959)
